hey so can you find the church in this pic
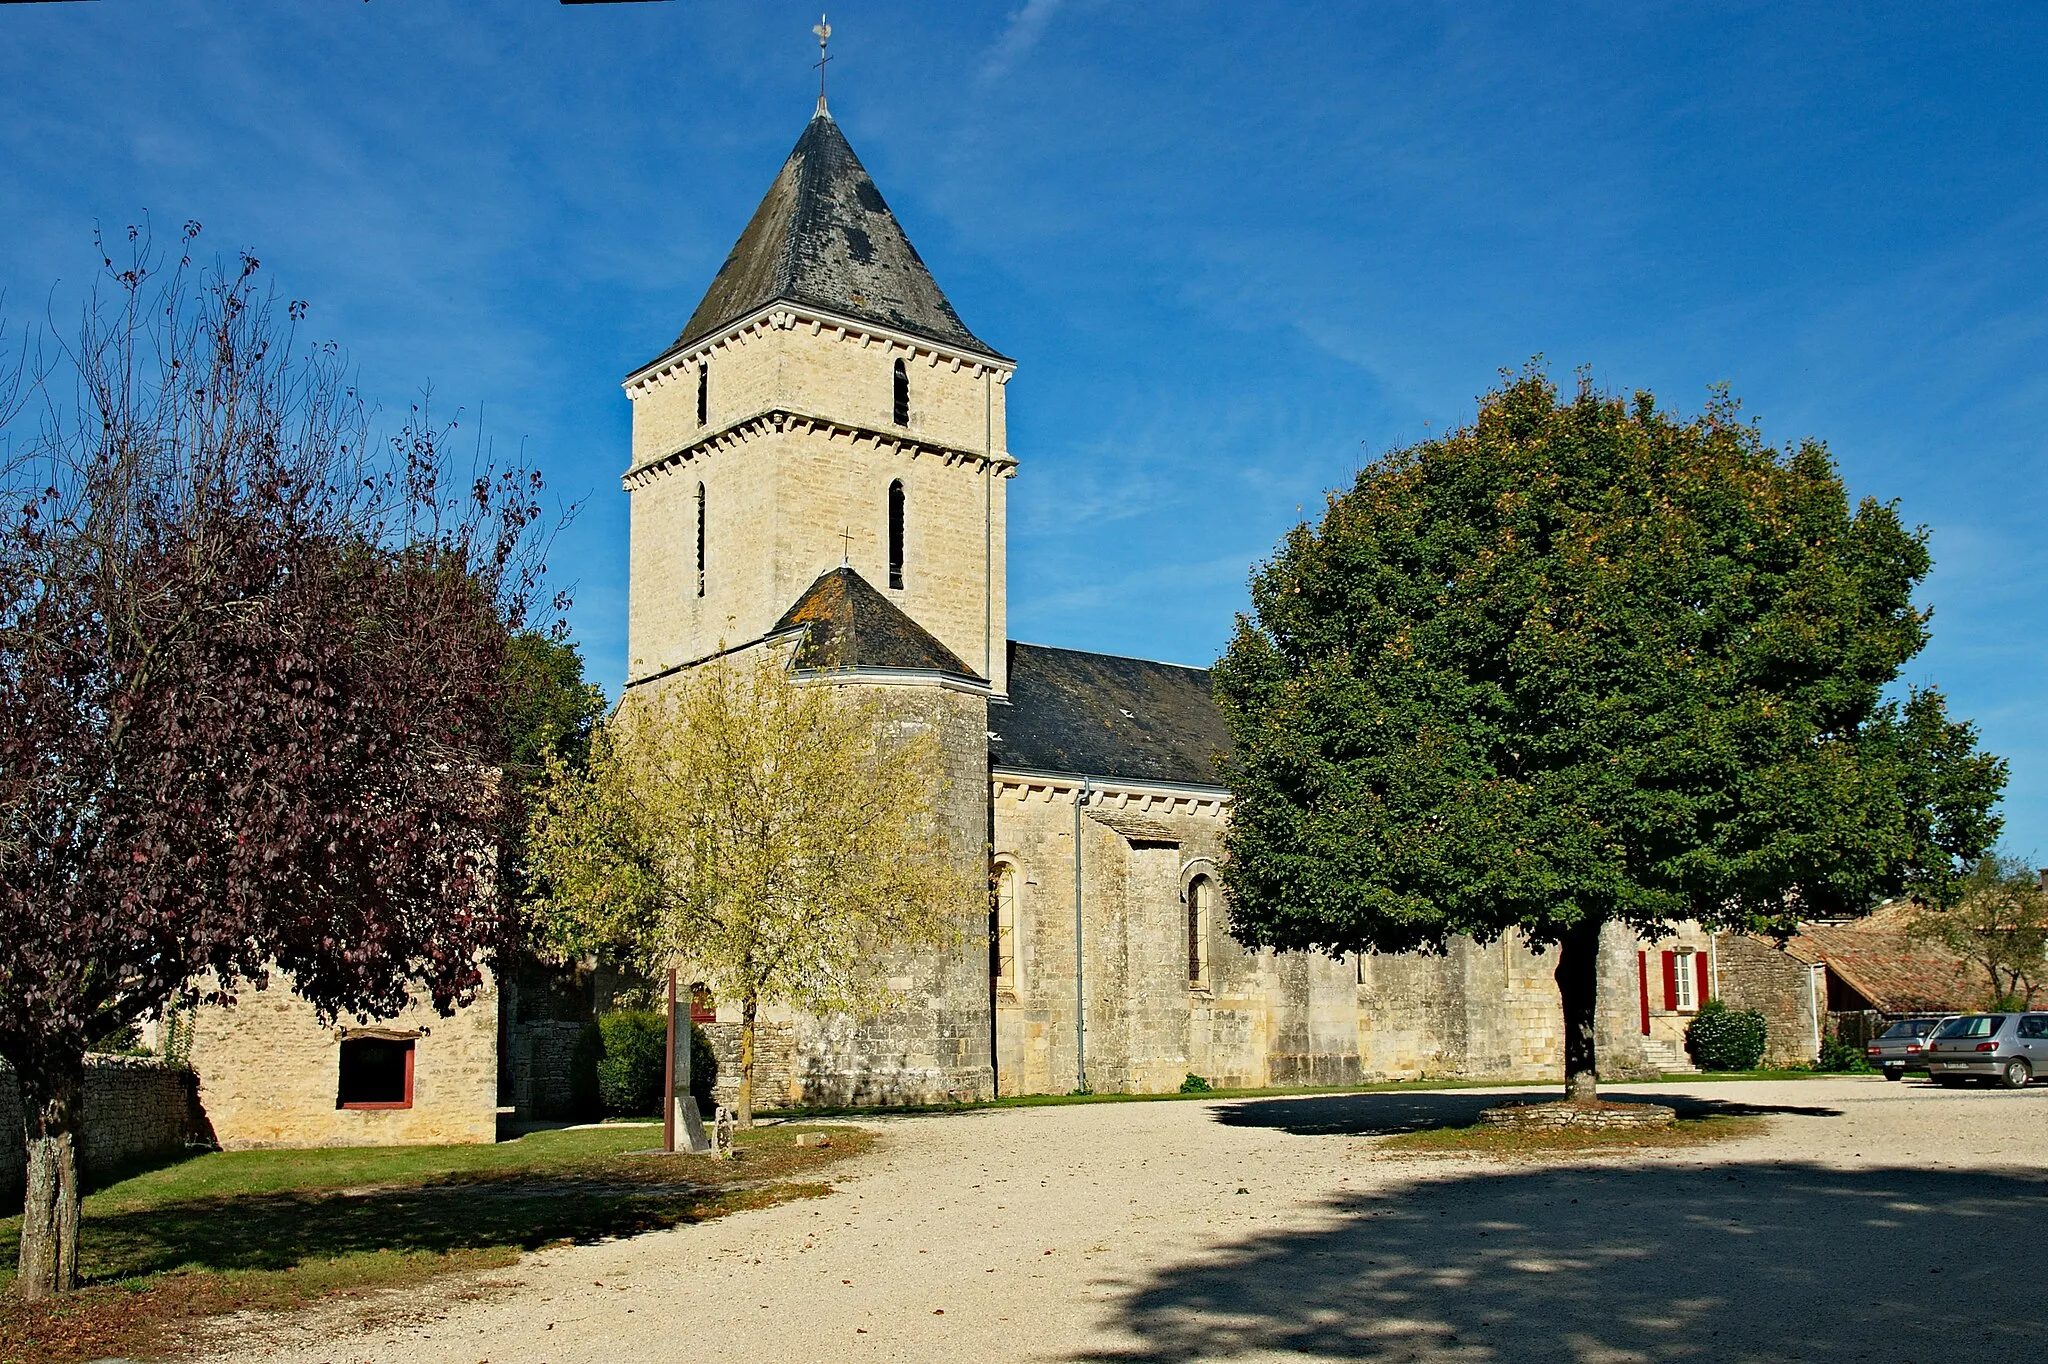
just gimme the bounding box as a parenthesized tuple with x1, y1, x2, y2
(617, 101, 1740, 1107)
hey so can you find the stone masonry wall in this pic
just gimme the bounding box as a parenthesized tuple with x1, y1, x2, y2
(992, 776, 1676, 1094)
(508, 1020, 587, 1120)
(1715, 933, 1821, 1066)
(702, 1022, 796, 1114)
(705, 680, 995, 1109)
(187, 971, 499, 1148)
(0, 1057, 205, 1201)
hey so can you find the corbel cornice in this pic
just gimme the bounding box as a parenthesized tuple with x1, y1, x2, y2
(622, 407, 1019, 490)
(624, 302, 1016, 395)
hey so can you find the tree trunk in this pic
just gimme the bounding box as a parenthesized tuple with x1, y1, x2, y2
(736, 994, 756, 1131)
(15, 1054, 85, 1300)
(1554, 918, 1604, 1104)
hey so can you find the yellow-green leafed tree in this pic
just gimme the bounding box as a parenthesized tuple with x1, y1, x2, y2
(526, 649, 966, 1126)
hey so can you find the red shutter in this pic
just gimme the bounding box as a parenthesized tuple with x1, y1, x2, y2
(1637, 951, 1651, 1035)
(1661, 951, 1679, 1011)
(1696, 951, 1712, 1007)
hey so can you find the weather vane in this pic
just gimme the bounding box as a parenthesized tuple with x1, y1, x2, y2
(812, 14, 832, 113)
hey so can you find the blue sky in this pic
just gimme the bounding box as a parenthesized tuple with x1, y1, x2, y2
(4, 2, 2045, 854)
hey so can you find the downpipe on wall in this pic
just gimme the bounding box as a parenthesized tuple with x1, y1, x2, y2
(1073, 777, 1091, 1093)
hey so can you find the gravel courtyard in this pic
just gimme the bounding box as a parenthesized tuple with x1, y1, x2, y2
(205, 1076, 2048, 1364)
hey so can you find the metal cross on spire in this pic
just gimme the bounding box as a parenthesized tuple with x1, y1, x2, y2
(812, 14, 832, 114)
(838, 526, 853, 565)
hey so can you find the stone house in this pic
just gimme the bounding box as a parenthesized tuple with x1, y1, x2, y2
(617, 102, 1749, 1108)
(183, 974, 501, 1149)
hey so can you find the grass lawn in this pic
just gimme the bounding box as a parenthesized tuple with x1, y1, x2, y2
(0, 1121, 867, 1364)
(1379, 1113, 1768, 1157)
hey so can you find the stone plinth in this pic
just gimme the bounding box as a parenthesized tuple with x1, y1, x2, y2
(1479, 1099, 1676, 1130)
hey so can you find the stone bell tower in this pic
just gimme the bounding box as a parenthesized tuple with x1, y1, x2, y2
(619, 105, 1011, 1106)
(622, 107, 1016, 693)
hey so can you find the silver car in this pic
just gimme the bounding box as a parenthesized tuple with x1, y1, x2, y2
(1924, 1013, 2048, 1088)
(1864, 1016, 1952, 1081)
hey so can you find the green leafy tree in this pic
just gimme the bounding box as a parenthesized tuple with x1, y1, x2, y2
(1214, 368, 2004, 1101)
(1912, 854, 2048, 1009)
(525, 650, 970, 1126)
(501, 631, 607, 777)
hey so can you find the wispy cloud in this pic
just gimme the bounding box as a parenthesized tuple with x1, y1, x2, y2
(980, 0, 1064, 82)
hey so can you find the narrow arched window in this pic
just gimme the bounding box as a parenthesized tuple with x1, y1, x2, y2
(694, 482, 706, 597)
(696, 362, 709, 426)
(887, 479, 905, 589)
(1187, 876, 1212, 987)
(991, 863, 1018, 989)
(892, 357, 909, 426)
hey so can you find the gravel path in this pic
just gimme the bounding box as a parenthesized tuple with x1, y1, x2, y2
(201, 1077, 2048, 1363)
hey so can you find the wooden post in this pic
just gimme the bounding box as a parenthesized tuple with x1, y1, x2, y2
(663, 968, 678, 1154)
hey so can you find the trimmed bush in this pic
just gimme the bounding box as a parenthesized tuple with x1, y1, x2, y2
(596, 1011, 668, 1115)
(1684, 999, 1768, 1071)
(1179, 1073, 1212, 1093)
(572, 1011, 720, 1117)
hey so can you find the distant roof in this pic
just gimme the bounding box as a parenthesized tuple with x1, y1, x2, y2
(991, 642, 1231, 788)
(773, 566, 980, 679)
(650, 112, 1004, 369)
(1783, 901, 2013, 1013)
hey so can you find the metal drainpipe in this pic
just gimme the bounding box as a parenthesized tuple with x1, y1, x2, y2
(1073, 777, 1091, 1092)
(1807, 964, 1823, 1060)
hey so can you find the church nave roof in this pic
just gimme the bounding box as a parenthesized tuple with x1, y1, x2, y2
(991, 642, 1232, 789)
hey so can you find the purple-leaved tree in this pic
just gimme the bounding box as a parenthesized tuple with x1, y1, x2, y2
(0, 224, 550, 1298)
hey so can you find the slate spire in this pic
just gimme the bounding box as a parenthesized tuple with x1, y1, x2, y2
(658, 112, 1004, 367)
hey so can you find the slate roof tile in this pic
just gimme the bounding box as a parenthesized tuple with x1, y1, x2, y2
(650, 112, 1004, 369)
(773, 566, 979, 678)
(990, 642, 1231, 788)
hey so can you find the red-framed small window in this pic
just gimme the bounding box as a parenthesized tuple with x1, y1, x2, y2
(337, 1036, 415, 1110)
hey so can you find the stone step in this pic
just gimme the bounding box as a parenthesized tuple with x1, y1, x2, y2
(1641, 1038, 1698, 1074)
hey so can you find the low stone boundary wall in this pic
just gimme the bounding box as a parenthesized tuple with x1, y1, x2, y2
(0, 1056, 210, 1202)
(703, 1022, 794, 1114)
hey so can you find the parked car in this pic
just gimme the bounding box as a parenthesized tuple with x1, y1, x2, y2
(1924, 1013, 2048, 1088)
(1865, 1016, 1953, 1081)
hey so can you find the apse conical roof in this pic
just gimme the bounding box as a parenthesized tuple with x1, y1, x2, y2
(772, 566, 980, 679)
(653, 112, 1004, 368)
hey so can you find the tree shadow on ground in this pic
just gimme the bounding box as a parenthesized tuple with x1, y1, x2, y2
(1077, 1160, 2044, 1363)
(1211, 1090, 1841, 1137)
(1, 1165, 780, 1287)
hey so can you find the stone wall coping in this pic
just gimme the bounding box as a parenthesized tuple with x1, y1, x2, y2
(0, 1054, 191, 1074)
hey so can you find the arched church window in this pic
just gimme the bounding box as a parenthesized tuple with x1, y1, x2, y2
(695, 482, 706, 598)
(892, 358, 909, 426)
(991, 862, 1018, 989)
(1187, 875, 1212, 987)
(697, 362, 709, 426)
(888, 479, 906, 590)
